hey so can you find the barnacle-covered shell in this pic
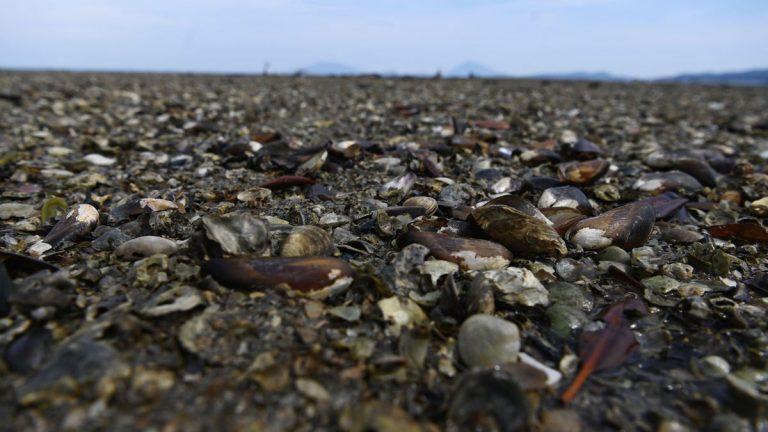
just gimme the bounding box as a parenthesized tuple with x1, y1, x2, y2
(279, 225, 335, 257)
(567, 202, 655, 250)
(397, 231, 512, 271)
(202, 256, 354, 299)
(472, 204, 567, 257)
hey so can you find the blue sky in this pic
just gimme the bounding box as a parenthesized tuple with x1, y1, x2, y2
(1, 0, 766, 77)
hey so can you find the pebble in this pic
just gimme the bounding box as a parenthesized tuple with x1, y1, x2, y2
(458, 314, 521, 368)
(114, 236, 178, 260)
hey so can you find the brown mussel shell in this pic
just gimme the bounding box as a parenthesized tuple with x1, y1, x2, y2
(471, 204, 567, 257)
(567, 202, 655, 250)
(397, 231, 513, 271)
(202, 256, 354, 299)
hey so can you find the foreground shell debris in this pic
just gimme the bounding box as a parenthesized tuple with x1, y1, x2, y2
(1, 72, 768, 431)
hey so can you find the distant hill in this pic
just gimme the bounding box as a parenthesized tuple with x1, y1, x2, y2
(446, 62, 501, 78)
(299, 62, 359, 76)
(529, 71, 628, 81)
(661, 69, 768, 86)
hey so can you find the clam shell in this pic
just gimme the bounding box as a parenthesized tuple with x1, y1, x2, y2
(471, 204, 567, 257)
(566, 202, 655, 250)
(202, 256, 354, 299)
(397, 231, 513, 271)
(402, 196, 438, 216)
(279, 225, 335, 257)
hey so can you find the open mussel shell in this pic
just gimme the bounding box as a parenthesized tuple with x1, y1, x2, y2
(397, 231, 512, 271)
(295, 149, 327, 177)
(538, 186, 593, 214)
(43, 204, 99, 246)
(471, 204, 567, 257)
(279, 225, 335, 257)
(202, 256, 354, 300)
(566, 202, 655, 250)
(557, 159, 609, 185)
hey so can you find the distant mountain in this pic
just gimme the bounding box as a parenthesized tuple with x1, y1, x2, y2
(299, 62, 359, 76)
(446, 62, 501, 78)
(529, 71, 628, 81)
(661, 69, 768, 86)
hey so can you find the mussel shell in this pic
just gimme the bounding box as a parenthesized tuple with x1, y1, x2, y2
(471, 205, 567, 257)
(44, 204, 99, 246)
(567, 202, 655, 250)
(538, 186, 593, 215)
(397, 231, 513, 271)
(561, 138, 603, 160)
(633, 171, 702, 194)
(202, 256, 354, 299)
(279, 225, 335, 257)
(558, 159, 609, 184)
(540, 207, 588, 236)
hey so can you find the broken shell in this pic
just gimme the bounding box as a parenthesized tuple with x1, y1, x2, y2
(279, 225, 335, 257)
(295, 150, 327, 177)
(397, 231, 513, 271)
(402, 196, 438, 216)
(236, 187, 271, 205)
(43, 204, 99, 246)
(329, 140, 362, 158)
(558, 159, 609, 185)
(472, 204, 567, 257)
(567, 202, 655, 250)
(471, 266, 549, 307)
(633, 171, 702, 194)
(538, 186, 593, 214)
(111, 197, 177, 221)
(114, 236, 178, 260)
(380, 172, 416, 198)
(202, 212, 270, 256)
(202, 256, 354, 299)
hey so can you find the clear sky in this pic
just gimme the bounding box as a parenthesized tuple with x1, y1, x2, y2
(1, 0, 766, 78)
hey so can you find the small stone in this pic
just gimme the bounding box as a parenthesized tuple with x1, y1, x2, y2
(114, 236, 178, 260)
(295, 378, 330, 402)
(598, 245, 631, 264)
(458, 314, 521, 368)
(0, 203, 36, 219)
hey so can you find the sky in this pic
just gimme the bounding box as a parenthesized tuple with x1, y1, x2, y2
(1, 0, 767, 78)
